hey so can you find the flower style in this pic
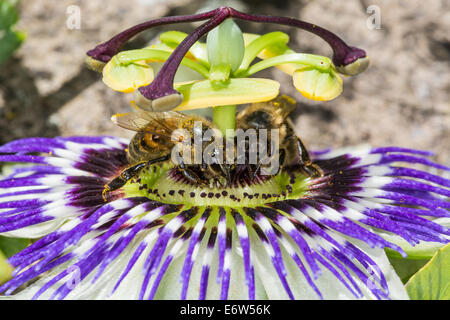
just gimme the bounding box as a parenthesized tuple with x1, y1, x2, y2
(0, 137, 448, 299)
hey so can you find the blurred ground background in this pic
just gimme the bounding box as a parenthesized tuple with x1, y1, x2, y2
(0, 0, 449, 164)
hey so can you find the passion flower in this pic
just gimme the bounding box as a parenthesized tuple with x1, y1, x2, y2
(0, 7, 448, 301)
(0, 137, 448, 299)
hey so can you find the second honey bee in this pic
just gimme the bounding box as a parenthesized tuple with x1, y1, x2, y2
(235, 95, 323, 178)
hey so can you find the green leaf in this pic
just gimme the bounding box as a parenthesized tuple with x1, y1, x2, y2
(385, 242, 445, 260)
(0, 29, 25, 64)
(383, 219, 450, 260)
(0, 236, 30, 258)
(0, 0, 18, 30)
(388, 256, 429, 284)
(0, 235, 28, 284)
(0, 0, 25, 64)
(405, 243, 450, 300)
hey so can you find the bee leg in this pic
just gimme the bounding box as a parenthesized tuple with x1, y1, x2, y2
(273, 148, 285, 176)
(293, 137, 323, 178)
(252, 139, 284, 179)
(175, 152, 189, 175)
(226, 164, 235, 187)
(251, 162, 261, 180)
(182, 168, 203, 185)
(219, 164, 232, 186)
(175, 150, 204, 185)
(102, 162, 148, 201)
(251, 138, 267, 179)
(302, 164, 324, 178)
(279, 148, 286, 168)
(103, 155, 170, 201)
(255, 148, 284, 178)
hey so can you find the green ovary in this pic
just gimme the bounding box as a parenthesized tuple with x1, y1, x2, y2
(123, 164, 311, 208)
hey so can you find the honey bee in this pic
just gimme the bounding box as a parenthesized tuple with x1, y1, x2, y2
(102, 110, 228, 200)
(235, 95, 323, 178)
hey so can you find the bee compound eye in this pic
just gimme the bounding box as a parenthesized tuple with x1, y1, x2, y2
(142, 133, 158, 149)
(152, 135, 160, 142)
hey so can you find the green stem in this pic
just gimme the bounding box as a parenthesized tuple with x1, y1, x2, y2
(213, 105, 236, 138)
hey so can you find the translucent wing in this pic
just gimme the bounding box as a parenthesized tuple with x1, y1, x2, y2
(111, 112, 151, 131)
(112, 109, 187, 133)
(129, 100, 186, 122)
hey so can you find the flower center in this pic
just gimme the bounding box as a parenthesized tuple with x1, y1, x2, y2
(123, 164, 311, 207)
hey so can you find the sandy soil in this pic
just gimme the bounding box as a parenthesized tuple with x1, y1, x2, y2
(0, 0, 448, 165)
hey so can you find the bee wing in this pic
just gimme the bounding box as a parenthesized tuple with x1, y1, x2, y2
(112, 110, 188, 138)
(111, 112, 150, 132)
(138, 110, 186, 123)
(129, 100, 187, 122)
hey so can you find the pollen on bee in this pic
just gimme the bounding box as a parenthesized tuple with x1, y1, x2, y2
(102, 184, 110, 202)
